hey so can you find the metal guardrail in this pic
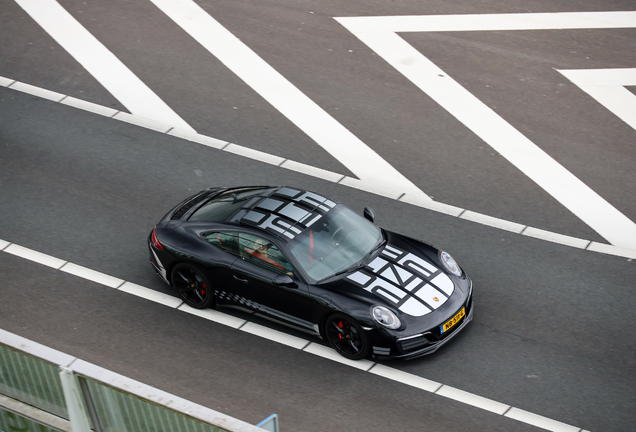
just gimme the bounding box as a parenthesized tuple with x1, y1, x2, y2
(0, 328, 271, 432)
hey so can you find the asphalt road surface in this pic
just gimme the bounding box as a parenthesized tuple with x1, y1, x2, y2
(1, 1, 635, 431)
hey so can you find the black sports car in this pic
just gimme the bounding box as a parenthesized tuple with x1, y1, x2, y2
(148, 186, 473, 360)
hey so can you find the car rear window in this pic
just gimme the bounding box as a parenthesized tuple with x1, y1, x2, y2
(188, 187, 275, 222)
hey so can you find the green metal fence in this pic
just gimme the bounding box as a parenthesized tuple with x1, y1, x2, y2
(0, 329, 268, 432)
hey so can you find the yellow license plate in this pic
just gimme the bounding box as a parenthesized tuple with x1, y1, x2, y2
(440, 307, 465, 334)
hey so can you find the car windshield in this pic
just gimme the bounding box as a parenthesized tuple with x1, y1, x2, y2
(287, 204, 382, 282)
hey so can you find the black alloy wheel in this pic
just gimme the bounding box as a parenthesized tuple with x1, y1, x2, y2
(325, 313, 369, 360)
(171, 263, 215, 309)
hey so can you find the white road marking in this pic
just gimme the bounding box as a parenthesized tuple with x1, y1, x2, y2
(279, 160, 345, 183)
(118, 281, 183, 308)
(60, 263, 125, 288)
(505, 407, 582, 432)
(0, 239, 591, 431)
(587, 242, 636, 260)
(112, 111, 173, 134)
(558, 68, 636, 131)
(3, 76, 636, 260)
(9, 81, 66, 102)
(60, 96, 119, 118)
(223, 143, 286, 166)
(368, 363, 441, 392)
(302, 343, 376, 371)
(522, 227, 590, 249)
(0, 77, 16, 87)
(436, 385, 510, 415)
(14, 0, 195, 132)
(460, 210, 526, 233)
(177, 303, 247, 328)
(4, 244, 66, 269)
(168, 128, 229, 150)
(335, 12, 636, 250)
(148, 0, 430, 201)
(240, 322, 310, 350)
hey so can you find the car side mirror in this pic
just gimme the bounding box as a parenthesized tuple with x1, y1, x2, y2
(363, 207, 375, 223)
(272, 274, 297, 288)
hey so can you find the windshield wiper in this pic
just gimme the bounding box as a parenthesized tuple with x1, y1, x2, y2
(325, 233, 387, 281)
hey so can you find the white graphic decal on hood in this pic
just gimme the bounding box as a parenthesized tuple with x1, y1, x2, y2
(347, 244, 455, 317)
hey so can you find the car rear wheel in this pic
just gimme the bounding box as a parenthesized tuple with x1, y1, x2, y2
(171, 263, 215, 309)
(325, 313, 369, 360)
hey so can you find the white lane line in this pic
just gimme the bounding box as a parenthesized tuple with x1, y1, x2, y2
(0, 76, 15, 87)
(118, 281, 184, 308)
(335, 12, 636, 250)
(522, 227, 590, 249)
(168, 128, 229, 150)
(0, 240, 10, 250)
(14, 0, 195, 133)
(460, 210, 526, 233)
(368, 363, 441, 392)
(240, 322, 310, 350)
(8, 81, 66, 102)
(399, 193, 465, 217)
(60, 263, 125, 289)
(279, 160, 346, 183)
(61, 96, 120, 118)
(435, 385, 510, 415)
(148, 0, 430, 200)
(112, 112, 173, 133)
(2, 78, 636, 261)
(302, 343, 376, 371)
(558, 68, 636, 131)
(223, 143, 286, 166)
(177, 303, 246, 329)
(4, 244, 67, 269)
(505, 407, 582, 432)
(587, 242, 636, 260)
(0, 239, 589, 431)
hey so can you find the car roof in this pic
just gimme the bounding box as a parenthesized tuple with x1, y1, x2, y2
(226, 186, 340, 242)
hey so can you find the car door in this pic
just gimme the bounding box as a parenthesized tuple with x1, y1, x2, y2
(199, 231, 242, 301)
(230, 232, 320, 333)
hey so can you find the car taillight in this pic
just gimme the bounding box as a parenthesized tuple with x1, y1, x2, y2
(151, 228, 163, 249)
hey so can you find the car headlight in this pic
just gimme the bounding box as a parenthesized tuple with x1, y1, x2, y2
(439, 251, 462, 276)
(372, 306, 401, 329)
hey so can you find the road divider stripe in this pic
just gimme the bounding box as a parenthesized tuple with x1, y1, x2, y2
(302, 343, 376, 371)
(0, 76, 16, 87)
(8, 81, 66, 102)
(118, 282, 184, 308)
(436, 385, 510, 415)
(505, 407, 581, 432)
(0, 238, 586, 431)
(521, 227, 591, 249)
(1, 76, 634, 264)
(4, 244, 67, 269)
(60, 263, 125, 288)
(241, 322, 311, 350)
(368, 363, 442, 392)
(177, 303, 247, 329)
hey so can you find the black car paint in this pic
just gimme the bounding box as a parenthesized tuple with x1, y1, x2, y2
(148, 186, 473, 359)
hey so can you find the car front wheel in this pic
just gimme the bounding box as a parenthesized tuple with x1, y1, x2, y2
(325, 313, 369, 360)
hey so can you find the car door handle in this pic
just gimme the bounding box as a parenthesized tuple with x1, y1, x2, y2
(233, 275, 249, 283)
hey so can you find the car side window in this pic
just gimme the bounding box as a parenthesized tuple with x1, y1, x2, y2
(238, 233, 294, 276)
(202, 232, 239, 256)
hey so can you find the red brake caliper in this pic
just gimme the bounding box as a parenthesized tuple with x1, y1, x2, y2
(201, 283, 206, 296)
(338, 321, 343, 339)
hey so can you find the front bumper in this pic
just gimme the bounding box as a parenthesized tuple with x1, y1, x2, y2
(373, 296, 474, 360)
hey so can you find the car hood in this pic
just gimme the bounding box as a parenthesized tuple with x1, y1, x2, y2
(324, 231, 459, 318)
